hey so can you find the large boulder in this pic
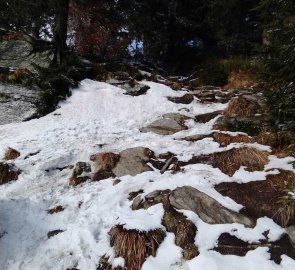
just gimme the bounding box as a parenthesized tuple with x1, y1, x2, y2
(112, 147, 154, 177)
(0, 40, 53, 72)
(169, 186, 254, 227)
(141, 113, 190, 135)
(0, 83, 40, 125)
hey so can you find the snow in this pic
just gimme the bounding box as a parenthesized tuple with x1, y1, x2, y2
(0, 79, 294, 269)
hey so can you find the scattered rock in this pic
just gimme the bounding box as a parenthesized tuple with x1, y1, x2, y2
(3, 147, 20, 160)
(141, 113, 190, 135)
(47, 230, 64, 239)
(167, 94, 194, 104)
(131, 190, 171, 210)
(69, 162, 92, 186)
(0, 162, 21, 185)
(113, 179, 121, 185)
(170, 186, 254, 227)
(195, 110, 222, 123)
(47, 205, 65, 215)
(181, 134, 211, 142)
(112, 147, 154, 177)
(121, 80, 150, 96)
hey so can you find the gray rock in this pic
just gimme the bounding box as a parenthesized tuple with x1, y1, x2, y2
(141, 113, 190, 135)
(0, 83, 40, 125)
(0, 40, 53, 72)
(122, 83, 150, 96)
(195, 110, 223, 123)
(112, 147, 154, 177)
(170, 186, 254, 227)
(287, 226, 295, 248)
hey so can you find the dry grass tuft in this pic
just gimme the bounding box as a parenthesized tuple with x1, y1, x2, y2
(224, 70, 256, 90)
(212, 147, 269, 176)
(109, 225, 166, 270)
(4, 147, 20, 160)
(224, 95, 259, 118)
(0, 162, 21, 185)
(275, 195, 295, 227)
(212, 132, 254, 146)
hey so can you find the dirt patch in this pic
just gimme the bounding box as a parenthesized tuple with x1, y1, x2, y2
(108, 225, 166, 270)
(215, 170, 295, 227)
(214, 233, 295, 264)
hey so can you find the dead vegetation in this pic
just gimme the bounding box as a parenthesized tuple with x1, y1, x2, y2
(0, 162, 21, 185)
(183, 147, 269, 177)
(216, 170, 295, 227)
(212, 132, 254, 146)
(224, 95, 261, 118)
(4, 147, 20, 160)
(212, 147, 269, 176)
(162, 209, 199, 260)
(224, 70, 256, 90)
(108, 225, 166, 270)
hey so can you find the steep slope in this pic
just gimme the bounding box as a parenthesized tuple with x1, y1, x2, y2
(0, 79, 294, 270)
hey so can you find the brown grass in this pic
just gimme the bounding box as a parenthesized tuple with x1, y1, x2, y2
(4, 147, 20, 160)
(269, 171, 295, 227)
(90, 152, 120, 172)
(224, 70, 256, 90)
(212, 132, 254, 146)
(0, 162, 21, 185)
(223, 95, 259, 118)
(212, 147, 269, 176)
(109, 225, 166, 270)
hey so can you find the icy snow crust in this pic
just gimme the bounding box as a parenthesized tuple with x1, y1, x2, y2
(0, 79, 294, 269)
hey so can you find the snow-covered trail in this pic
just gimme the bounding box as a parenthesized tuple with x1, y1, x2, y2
(0, 79, 294, 270)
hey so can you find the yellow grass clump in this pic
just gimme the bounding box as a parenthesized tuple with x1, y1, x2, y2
(4, 147, 20, 160)
(212, 132, 254, 146)
(212, 147, 269, 176)
(109, 225, 166, 270)
(224, 95, 259, 118)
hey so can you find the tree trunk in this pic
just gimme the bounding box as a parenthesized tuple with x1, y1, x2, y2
(53, 0, 70, 63)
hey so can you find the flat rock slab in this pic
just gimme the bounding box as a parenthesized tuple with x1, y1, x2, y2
(0, 83, 40, 125)
(112, 147, 154, 177)
(141, 113, 190, 135)
(170, 186, 254, 227)
(195, 110, 223, 123)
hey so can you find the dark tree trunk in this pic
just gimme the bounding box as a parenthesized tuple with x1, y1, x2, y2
(53, 0, 70, 63)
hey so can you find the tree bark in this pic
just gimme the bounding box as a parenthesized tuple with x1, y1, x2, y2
(53, 0, 70, 63)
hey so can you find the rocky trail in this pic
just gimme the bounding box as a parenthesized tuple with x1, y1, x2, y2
(0, 77, 295, 270)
